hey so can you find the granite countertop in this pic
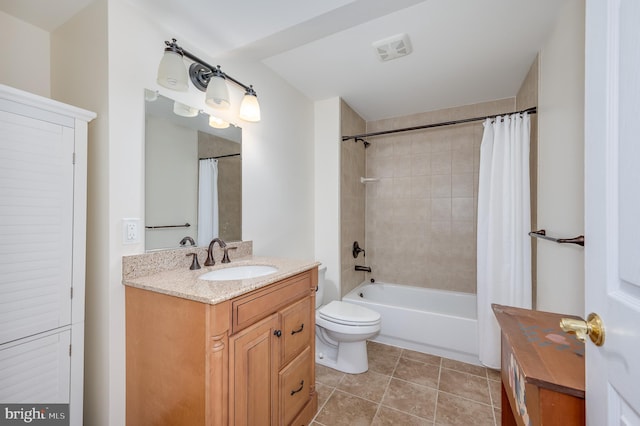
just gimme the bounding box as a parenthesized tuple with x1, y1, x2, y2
(122, 255, 319, 305)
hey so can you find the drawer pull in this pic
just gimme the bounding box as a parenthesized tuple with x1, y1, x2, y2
(274, 329, 282, 338)
(290, 380, 304, 396)
(291, 324, 304, 335)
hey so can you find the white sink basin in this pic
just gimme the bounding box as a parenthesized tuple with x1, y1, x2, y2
(199, 265, 278, 281)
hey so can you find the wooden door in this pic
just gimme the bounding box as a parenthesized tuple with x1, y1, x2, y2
(584, 0, 640, 423)
(230, 313, 280, 425)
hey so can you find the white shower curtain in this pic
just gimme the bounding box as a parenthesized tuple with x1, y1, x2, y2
(477, 113, 532, 368)
(197, 158, 219, 246)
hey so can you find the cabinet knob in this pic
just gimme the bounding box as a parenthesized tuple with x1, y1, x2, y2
(273, 330, 282, 338)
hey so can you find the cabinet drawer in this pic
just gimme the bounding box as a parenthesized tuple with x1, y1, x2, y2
(288, 399, 316, 426)
(279, 346, 312, 426)
(232, 271, 311, 333)
(280, 297, 312, 366)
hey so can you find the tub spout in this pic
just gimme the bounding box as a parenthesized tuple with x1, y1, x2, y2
(355, 265, 371, 272)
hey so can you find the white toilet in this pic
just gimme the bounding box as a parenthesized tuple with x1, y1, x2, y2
(315, 266, 381, 374)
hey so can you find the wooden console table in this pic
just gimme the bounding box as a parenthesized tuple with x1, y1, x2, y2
(492, 304, 585, 426)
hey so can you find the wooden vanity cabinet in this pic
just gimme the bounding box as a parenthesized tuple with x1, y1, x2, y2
(492, 304, 585, 426)
(126, 268, 318, 426)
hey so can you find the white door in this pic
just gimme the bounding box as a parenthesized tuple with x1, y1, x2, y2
(584, 0, 640, 424)
(0, 108, 74, 345)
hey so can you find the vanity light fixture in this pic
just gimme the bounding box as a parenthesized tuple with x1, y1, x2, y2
(208, 114, 230, 129)
(173, 101, 198, 117)
(157, 38, 261, 122)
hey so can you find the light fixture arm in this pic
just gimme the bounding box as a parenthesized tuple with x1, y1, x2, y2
(164, 39, 255, 95)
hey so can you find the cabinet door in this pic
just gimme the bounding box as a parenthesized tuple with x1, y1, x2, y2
(0, 328, 71, 403)
(230, 313, 279, 425)
(280, 297, 311, 366)
(0, 110, 74, 345)
(279, 347, 312, 426)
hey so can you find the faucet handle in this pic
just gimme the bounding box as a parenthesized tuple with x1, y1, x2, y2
(221, 246, 237, 263)
(186, 253, 201, 270)
(204, 250, 215, 267)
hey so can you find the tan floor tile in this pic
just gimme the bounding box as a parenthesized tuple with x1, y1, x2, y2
(401, 349, 442, 366)
(435, 392, 495, 426)
(314, 343, 497, 426)
(337, 370, 391, 403)
(488, 379, 501, 409)
(486, 368, 501, 381)
(315, 382, 333, 409)
(368, 341, 403, 356)
(441, 358, 487, 377)
(314, 389, 378, 426)
(316, 364, 345, 387)
(381, 378, 437, 421)
(439, 369, 491, 405)
(393, 357, 440, 389)
(367, 341, 401, 375)
(373, 406, 434, 425)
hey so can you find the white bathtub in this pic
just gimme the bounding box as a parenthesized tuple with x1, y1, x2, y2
(343, 282, 480, 365)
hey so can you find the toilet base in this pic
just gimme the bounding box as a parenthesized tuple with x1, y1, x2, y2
(316, 335, 369, 374)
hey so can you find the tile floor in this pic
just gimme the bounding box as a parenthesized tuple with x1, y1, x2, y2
(312, 341, 502, 426)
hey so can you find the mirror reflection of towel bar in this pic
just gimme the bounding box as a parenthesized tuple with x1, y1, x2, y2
(528, 229, 584, 246)
(145, 222, 191, 229)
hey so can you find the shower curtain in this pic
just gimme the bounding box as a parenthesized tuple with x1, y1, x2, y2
(197, 158, 219, 246)
(477, 113, 532, 369)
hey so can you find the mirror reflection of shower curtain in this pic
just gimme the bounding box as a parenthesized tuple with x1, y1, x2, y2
(477, 113, 532, 369)
(197, 158, 219, 246)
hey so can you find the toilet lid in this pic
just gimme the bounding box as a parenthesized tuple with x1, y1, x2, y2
(318, 301, 381, 326)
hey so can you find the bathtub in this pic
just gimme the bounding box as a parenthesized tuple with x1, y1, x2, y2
(343, 282, 480, 365)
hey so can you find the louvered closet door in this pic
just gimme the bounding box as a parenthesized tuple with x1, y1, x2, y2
(0, 328, 71, 403)
(0, 110, 74, 345)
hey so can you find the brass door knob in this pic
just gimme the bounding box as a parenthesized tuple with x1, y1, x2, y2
(559, 312, 605, 346)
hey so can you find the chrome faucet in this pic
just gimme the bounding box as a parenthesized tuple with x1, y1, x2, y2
(179, 236, 196, 246)
(205, 237, 227, 266)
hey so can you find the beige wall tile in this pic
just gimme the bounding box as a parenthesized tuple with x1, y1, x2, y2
(452, 173, 474, 197)
(431, 175, 452, 198)
(358, 98, 519, 294)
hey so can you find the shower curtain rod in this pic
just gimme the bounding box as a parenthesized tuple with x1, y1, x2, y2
(342, 106, 537, 142)
(200, 153, 241, 160)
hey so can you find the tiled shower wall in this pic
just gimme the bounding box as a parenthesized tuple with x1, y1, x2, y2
(340, 57, 538, 296)
(364, 99, 516, 293)
(340, 101, 367, 297)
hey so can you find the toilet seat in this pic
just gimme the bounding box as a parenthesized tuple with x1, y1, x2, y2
(317, 301, 381, 326)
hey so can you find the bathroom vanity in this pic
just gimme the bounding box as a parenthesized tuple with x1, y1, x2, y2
(124, 250, 318, 426)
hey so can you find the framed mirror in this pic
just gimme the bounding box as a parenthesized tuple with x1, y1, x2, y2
(144, 91, 242, 251)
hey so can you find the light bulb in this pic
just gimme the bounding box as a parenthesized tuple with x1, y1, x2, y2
(239, 88, 261, 122)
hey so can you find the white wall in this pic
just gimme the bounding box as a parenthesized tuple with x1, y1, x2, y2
(54, 0, 314, 424)
(314, 97, 341, 304)
(0, 11, 50, 97)
(537, 0, 585, 316)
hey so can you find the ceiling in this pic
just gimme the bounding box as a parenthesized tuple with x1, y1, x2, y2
(1, 0, 569, 121)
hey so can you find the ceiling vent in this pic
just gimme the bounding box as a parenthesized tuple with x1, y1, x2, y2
(372, 33, 412, 62)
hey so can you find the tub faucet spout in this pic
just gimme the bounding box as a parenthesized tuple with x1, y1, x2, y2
(355, 265, 371, 272)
